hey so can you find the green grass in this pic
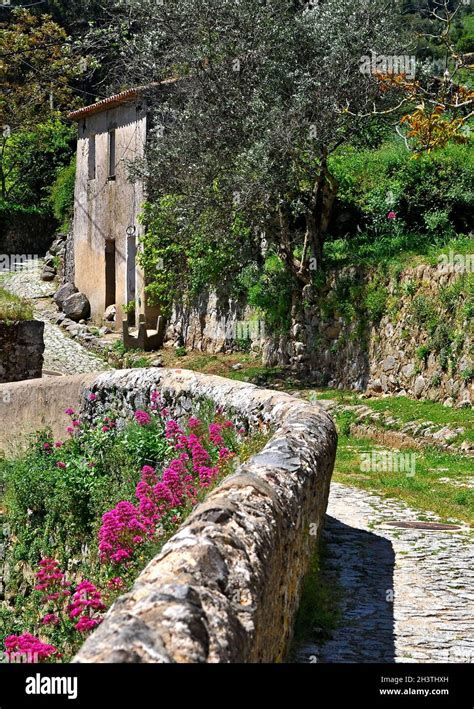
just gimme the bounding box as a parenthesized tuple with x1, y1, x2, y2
(290, 543, 342, 660)
(333, 430, 473, 525)
(361, 395, 471, 427)
(0, 287, 33, 322)
(355, 396, 474, 445)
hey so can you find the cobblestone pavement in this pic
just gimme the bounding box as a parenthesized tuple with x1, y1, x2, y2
(1, 265, 109, 375)
(296, 482, 473, 663)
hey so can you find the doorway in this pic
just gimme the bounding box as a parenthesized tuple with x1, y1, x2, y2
(105, 239, 116, 309)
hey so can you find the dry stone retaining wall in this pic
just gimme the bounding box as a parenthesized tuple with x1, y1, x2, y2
(165, 264, 472, 405)
(0, 320, 45, 384)
(73, 368, 337, 663)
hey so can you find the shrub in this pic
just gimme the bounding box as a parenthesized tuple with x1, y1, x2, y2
(327, 139, 474, 263)
(365, 280, 388, 324)
(50, 157, 76, 231)
(246, 253, 294, 334)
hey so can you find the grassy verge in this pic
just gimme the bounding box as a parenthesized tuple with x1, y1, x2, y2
(289, 542, 342, 659)
(333, 427, 473, 525)
(0, 287, 33, 322)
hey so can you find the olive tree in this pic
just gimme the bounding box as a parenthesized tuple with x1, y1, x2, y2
(99, 0, 409, 351)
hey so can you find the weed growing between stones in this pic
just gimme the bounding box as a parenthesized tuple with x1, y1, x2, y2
(0, 391, 267, 662)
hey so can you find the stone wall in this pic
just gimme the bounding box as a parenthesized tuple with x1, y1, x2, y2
(287, 264, 472, 405)
(165, 290, 265, 353)
(73, 368, 337, 663)
(0, 321, 45, 385)
(0, 209, 56, 257)
(165, 264, 473, 405)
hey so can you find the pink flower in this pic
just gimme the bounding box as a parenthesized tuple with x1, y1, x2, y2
(54, 441, 63, 448)
(165, 420, 182, 439)
(88, 393, 97, 402)
(208, 423, 224, 445)
(102, 426, 109, 433)
(41, 613, 60, 626)
(56, 461, 66, 470)
(43, 443, 51, 451)
(65, 408, 75, 416)
(4, 634, 59, 662)
(134, 410, 151, 426)
(68, 580, 106, 632)
(387, 211, 397, 220)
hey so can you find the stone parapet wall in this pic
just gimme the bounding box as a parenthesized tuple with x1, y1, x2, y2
(73, 368, 337, 663)
(0, 320, 45, 385)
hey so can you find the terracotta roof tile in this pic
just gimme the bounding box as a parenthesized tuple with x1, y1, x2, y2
(67, 79, 178, 121)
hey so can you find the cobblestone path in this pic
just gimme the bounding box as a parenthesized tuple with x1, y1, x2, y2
(1, 265, 109, 375)
(296, 482, 473, 663)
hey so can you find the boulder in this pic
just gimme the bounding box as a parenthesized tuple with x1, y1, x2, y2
(104, 304, 116, 322)
(383, 355, 396, 372)
(62, 292, 91, 322)
(414, 375, 426, 398)
(41, 266, 56, 282)
(53, 282, 78, 309)
(49, 236, 66, 256)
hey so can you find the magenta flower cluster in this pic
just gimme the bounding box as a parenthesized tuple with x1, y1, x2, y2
(34, 558, 71, 604)
(4, 390, 241, 662)
(68, 580, 106, 632)
(98, 394, 236, 565)
(4, 633, 59, 663)
(4, 557, 107, 662)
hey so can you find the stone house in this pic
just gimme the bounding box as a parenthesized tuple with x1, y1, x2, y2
(68, 86, 163, 348)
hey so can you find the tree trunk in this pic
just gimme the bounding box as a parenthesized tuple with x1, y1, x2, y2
(288, 156, 338, 374)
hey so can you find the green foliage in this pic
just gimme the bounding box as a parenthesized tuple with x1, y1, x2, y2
(327, 140, 474, 264)
(409, 294, 438, 334)
(1, 119, 75, 209)
(245, 254, 294, 334)
(2, 417, 172, 567)
(49, 157, 76, 230)
(336, 410, 358, 437)
(364, 280, 388, 324)
(138, 197, 254, 316)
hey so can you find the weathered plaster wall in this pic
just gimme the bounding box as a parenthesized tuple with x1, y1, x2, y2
(69, 368, 337, 663)
(72, 100, 147, 329)
(0, 321, 44, 386)
(0, 373, 96, 456)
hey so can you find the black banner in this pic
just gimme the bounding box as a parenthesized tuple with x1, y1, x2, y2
(0, 663, 471, 708)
